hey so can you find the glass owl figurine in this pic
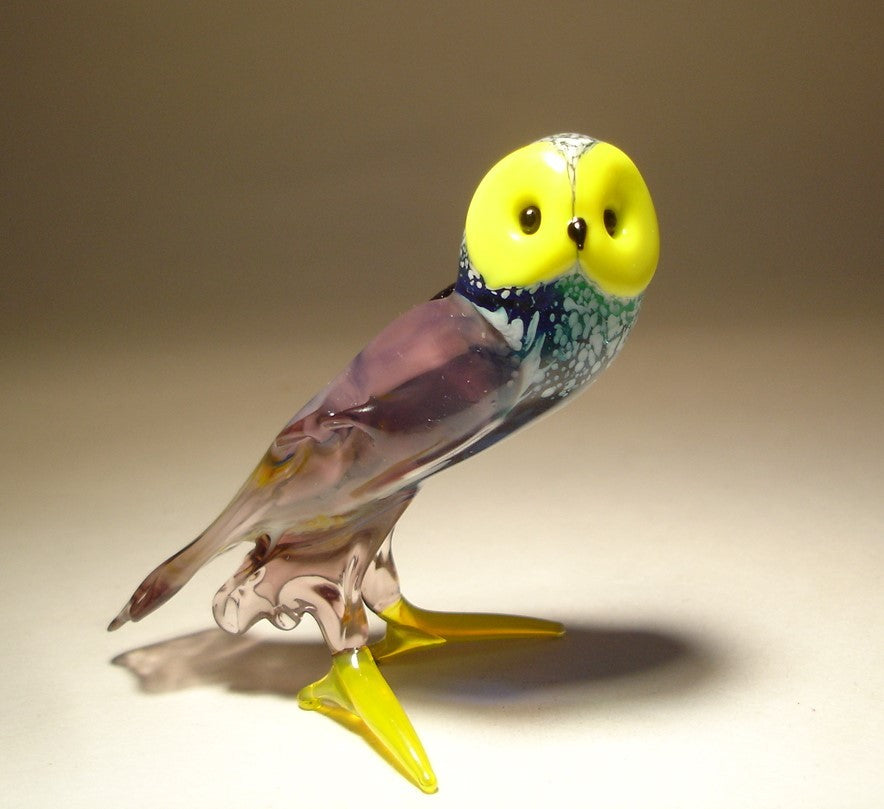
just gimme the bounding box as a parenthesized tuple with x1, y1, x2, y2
(109, 133, 659, 793)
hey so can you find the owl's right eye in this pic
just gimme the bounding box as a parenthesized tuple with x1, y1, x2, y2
(465, 140, 573, 288)
(519, 205, 541, 234)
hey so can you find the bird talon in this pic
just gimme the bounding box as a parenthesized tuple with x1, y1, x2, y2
(298, 647, 437, 793)
(372, 597, 564, 662)
(370, 621, 447, 662)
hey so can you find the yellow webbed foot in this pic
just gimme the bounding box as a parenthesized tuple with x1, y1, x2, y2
(298, 647, 436, 793)
(371, 597, 565, 662)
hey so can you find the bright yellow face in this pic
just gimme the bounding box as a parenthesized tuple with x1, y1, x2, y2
(464, 139, 659, 297)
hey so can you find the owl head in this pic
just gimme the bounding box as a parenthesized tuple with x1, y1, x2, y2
(462, 133, 659, 299)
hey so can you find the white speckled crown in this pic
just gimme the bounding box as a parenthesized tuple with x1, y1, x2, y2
(541, 132, 597, 163)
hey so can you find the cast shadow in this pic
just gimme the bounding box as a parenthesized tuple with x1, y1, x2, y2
(113, 621, 718, 715)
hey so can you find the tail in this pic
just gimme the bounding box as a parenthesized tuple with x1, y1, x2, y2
(107, 533, 207, 630)
(107, 503, 257, 631)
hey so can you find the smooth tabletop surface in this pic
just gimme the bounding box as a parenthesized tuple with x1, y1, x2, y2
(2, 316, 881, 808)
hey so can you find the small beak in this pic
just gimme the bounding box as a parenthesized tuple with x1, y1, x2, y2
(567, 217, 587, 250)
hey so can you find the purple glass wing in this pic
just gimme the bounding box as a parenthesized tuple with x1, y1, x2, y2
(109, 292, 524, 629)
(257, 291, 524, 512)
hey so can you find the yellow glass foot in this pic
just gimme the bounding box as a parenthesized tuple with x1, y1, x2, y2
(298, 647, 437, 794)
(371, 597, 565, 662)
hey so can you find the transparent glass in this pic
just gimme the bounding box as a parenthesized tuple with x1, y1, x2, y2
(109, 133, 658, 792)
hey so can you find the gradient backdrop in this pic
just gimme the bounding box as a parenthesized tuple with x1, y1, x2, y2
(2, 4, 881, 808)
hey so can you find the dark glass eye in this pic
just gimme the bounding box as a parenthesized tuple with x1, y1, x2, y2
(519, 206, 541, 234)
(603, 208, 618, 237)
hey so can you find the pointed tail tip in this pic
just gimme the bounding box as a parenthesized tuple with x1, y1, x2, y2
(107, 608, 130, 632)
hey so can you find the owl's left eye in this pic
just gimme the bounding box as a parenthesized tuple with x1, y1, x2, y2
(519, 206, 541, 234)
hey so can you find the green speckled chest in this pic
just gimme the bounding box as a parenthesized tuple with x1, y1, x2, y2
(457, 253, 642, 405)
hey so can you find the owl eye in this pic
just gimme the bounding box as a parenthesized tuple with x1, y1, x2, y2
(575, 142, 659, 296)
(603, 208, 618, 237)
(519, 206, 541, 234)
(464, 141, 573, 288)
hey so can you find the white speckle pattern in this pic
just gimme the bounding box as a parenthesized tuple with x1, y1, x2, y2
(455, 134, 642, 423)
(518, 268, 641, 405)
(478, 306, 525, 350)
(541, 133, 597, 164)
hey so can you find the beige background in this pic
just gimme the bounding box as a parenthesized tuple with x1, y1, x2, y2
(1, 4, 881, 808)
